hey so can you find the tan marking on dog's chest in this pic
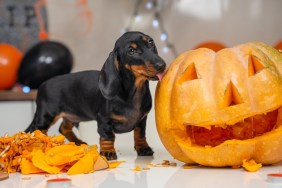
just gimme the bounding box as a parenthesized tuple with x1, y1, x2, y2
(111, 114, 128, 123)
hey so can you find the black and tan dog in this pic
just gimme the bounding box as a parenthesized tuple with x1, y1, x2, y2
(25, 31, 166, 160)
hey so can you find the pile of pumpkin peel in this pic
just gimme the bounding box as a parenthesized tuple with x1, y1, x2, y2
(0, 130, 122, 175)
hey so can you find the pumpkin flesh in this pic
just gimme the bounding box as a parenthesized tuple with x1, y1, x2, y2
(186, 109, 278, 147)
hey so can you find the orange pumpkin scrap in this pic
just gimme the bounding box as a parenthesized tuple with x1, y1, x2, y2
(0, 131, 109, 174)
(94, 156, 109, 171)
(108, 160, 125, 169)
(131, 165, 141, 171)
(242, 159, 262, 172)
(155, 42, 282, 167)
(0, 130, 64, 173)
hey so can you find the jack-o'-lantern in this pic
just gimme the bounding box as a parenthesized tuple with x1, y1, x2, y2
(155, 42, 282, 167)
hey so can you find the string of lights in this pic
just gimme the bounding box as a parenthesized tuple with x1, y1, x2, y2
(122, 0, 178, 58)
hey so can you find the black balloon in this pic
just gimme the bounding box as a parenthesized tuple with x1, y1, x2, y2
(18, 40, 73, 89)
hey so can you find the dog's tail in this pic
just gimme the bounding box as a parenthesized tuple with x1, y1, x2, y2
(24, 114, 37, 133)
(24, 121, 34, 133)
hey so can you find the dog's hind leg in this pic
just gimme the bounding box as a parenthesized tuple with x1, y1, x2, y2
(59, 119, 86, 145)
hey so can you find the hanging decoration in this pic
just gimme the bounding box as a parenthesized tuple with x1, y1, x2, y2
(0, 0, 48, 52)
(122, 0, 178, 58)
(77, 0, 94, 35)
(33, 0, 94, 40)
(0, 0, 93, 51)
(34, 0, 49, 40)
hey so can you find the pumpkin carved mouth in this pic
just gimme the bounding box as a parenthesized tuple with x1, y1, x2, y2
(186, 109, 278, 147)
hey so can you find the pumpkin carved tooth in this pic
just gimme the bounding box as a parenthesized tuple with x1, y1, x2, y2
(248, 54, 265, 77)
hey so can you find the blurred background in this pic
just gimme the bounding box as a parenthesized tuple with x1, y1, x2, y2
(0, 0, 282, 151)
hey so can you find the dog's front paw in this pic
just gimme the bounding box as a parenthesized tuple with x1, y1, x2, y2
(100, 151, 117, 160)
(136, 146, 154, 156)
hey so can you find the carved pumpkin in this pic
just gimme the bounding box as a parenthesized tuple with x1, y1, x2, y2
(155, 42, 282, 167)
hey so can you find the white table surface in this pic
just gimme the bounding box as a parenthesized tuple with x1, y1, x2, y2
(1, 148, 282, 188)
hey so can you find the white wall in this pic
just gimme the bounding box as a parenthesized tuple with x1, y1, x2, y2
(47, 0, 282, 72)
(0, 101, 35, 134)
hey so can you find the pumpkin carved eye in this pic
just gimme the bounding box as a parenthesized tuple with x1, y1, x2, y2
(248, 54, 265, 77)
(178, 63, 198, 83)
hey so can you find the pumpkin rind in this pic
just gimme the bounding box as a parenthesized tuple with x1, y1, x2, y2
(155, 42, 282, 166)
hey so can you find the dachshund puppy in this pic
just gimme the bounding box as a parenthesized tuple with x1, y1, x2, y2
(25, 31, 166, 160)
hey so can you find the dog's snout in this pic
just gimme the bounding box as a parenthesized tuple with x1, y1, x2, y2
(154, 61, 166, 72)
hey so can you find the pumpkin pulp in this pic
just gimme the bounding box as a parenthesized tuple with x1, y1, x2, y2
(186, 109, 278, 147)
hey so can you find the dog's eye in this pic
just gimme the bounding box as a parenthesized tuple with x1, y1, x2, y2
(128, 48, 135, 55)
(147, 39, 154, 47)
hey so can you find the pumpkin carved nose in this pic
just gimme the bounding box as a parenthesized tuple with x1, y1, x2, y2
(223, 81, 243, 107)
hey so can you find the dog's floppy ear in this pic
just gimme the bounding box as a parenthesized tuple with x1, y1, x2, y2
(98, 51, 121, 99)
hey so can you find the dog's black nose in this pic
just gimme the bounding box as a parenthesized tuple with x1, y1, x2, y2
(154, 61, 166, 72)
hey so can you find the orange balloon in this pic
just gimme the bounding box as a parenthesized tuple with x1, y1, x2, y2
(193, 41, 226, 52)
(274, 40, 282, 51)
(0, 44, 23, 90)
